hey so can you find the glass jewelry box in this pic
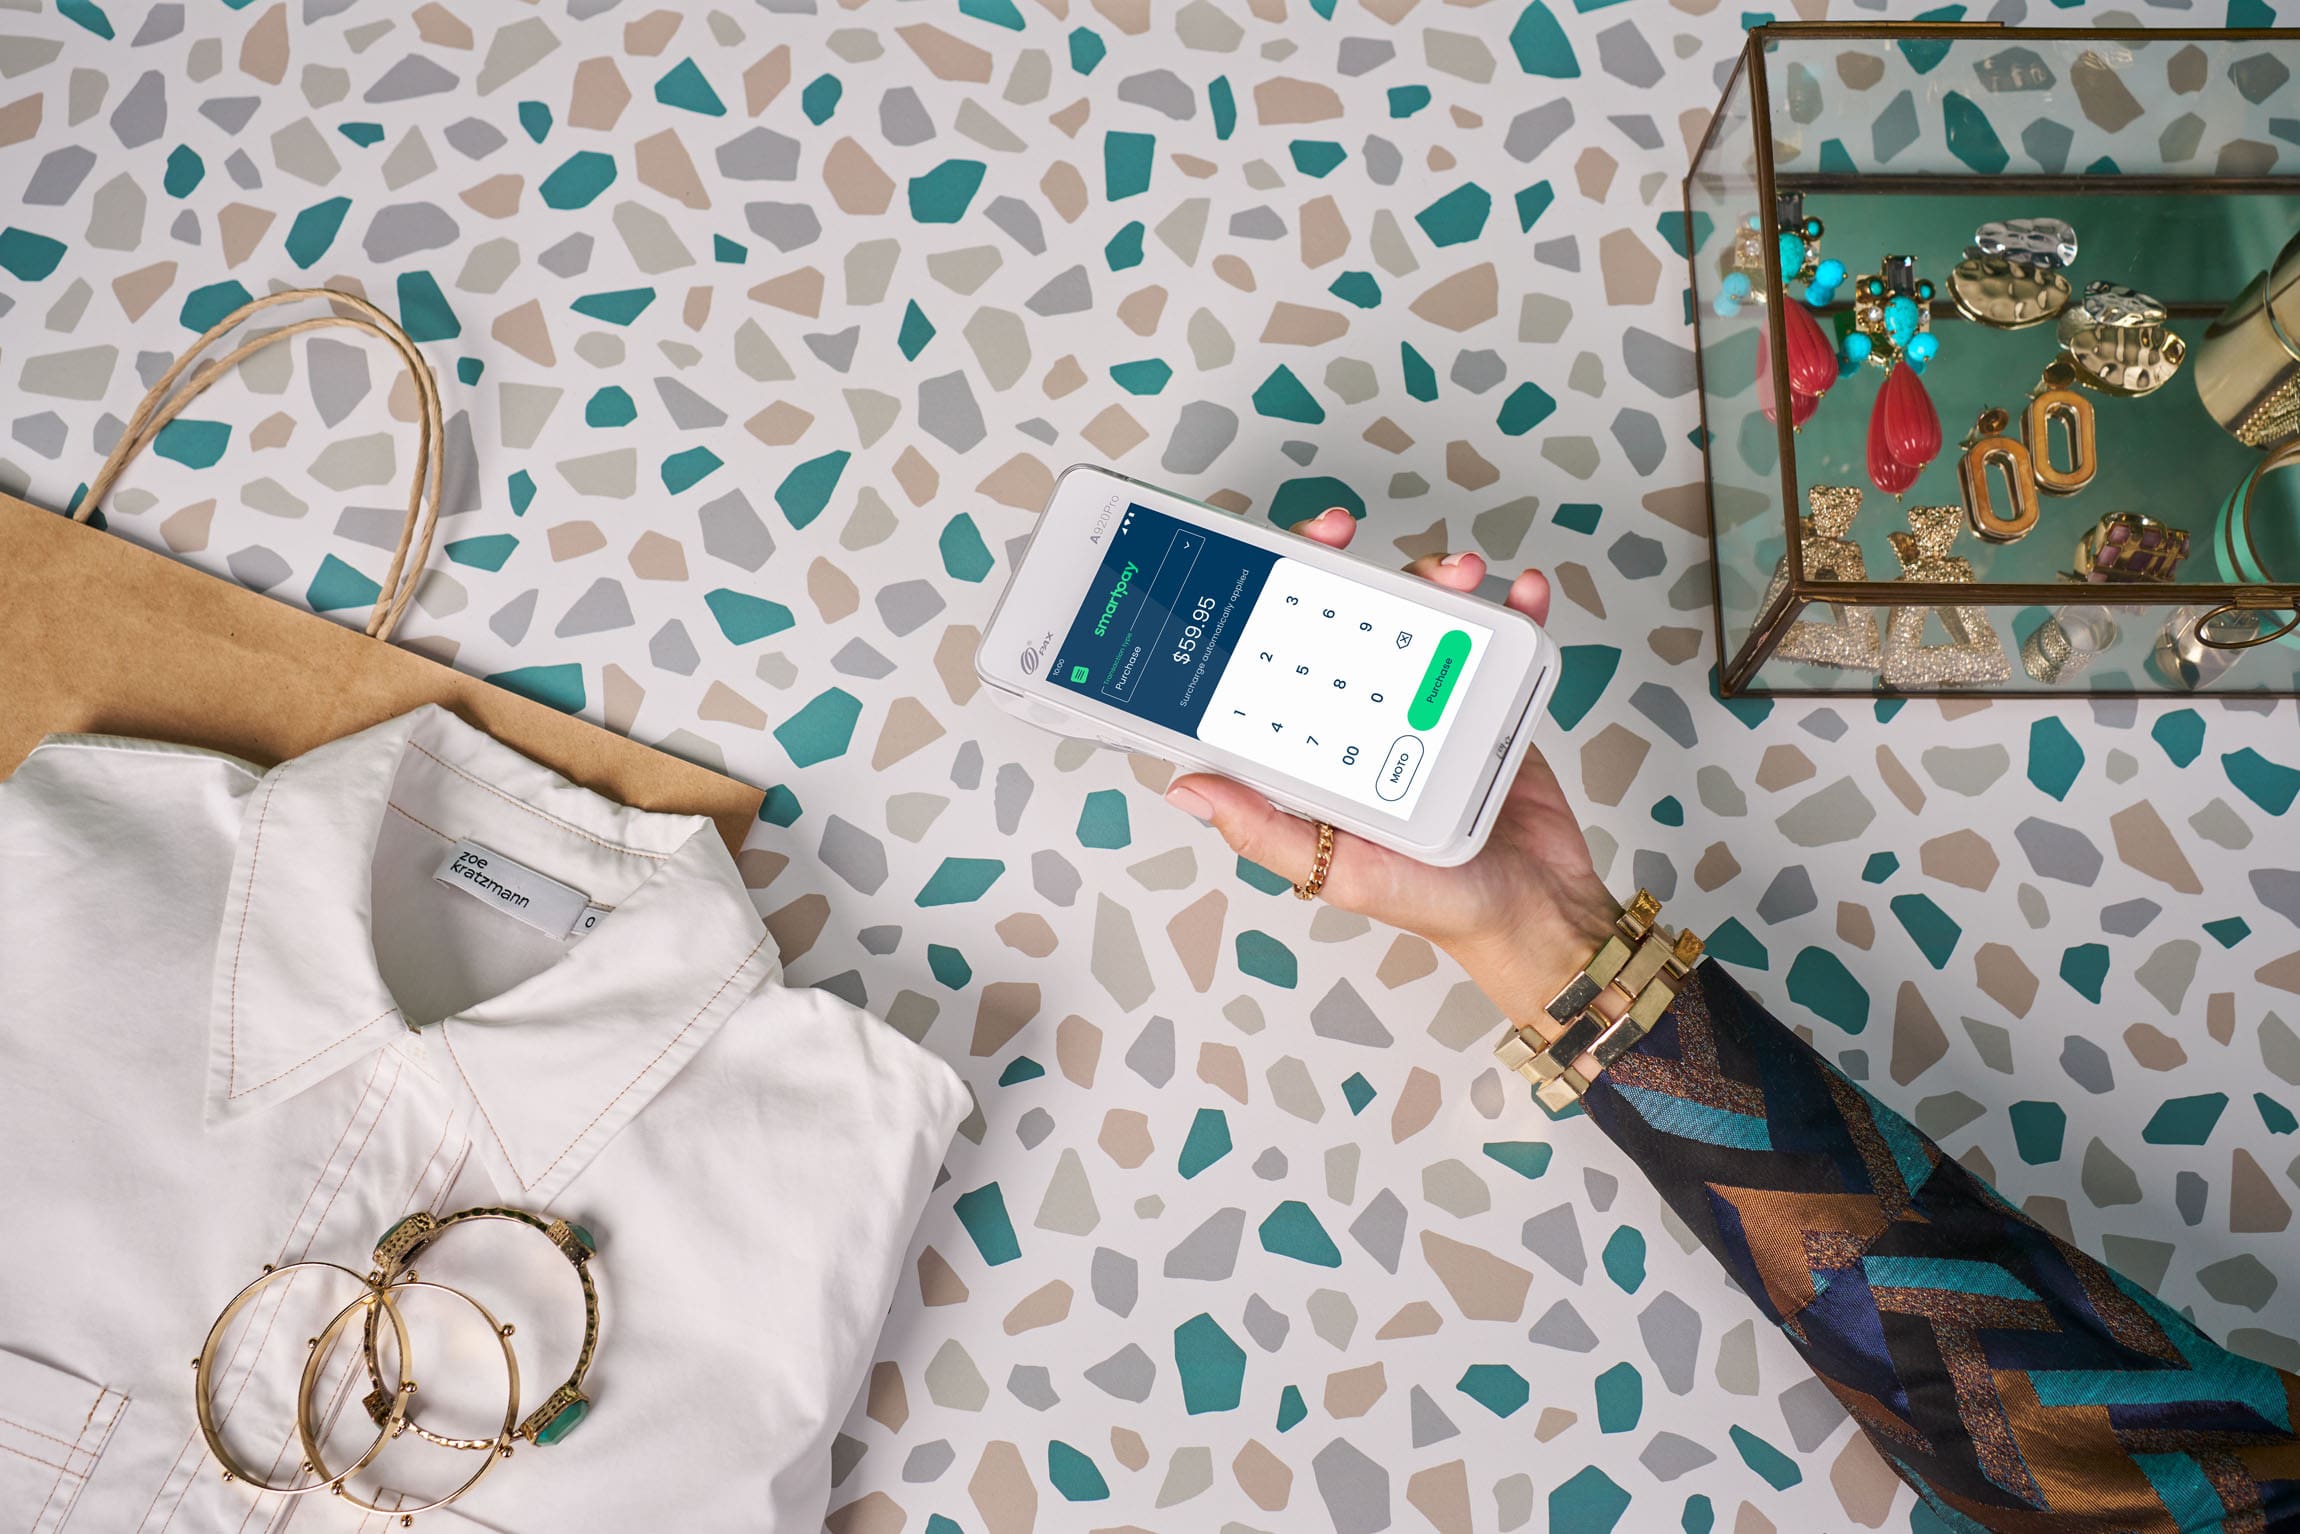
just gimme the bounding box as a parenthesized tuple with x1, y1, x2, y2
(1689, 22, 2300, 696)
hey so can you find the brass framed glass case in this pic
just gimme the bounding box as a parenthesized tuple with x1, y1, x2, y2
(1690, 23, 2300, 696)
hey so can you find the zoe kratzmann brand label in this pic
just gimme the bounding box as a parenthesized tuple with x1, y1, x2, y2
(433, 838, 598, 940)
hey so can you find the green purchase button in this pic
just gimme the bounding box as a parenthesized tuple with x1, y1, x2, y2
(1408, 629, 1471, 730)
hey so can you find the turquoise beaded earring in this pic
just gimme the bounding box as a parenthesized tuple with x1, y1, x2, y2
(1714, 193, 1843, 317)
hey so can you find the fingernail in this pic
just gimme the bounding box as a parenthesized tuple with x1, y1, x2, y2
(1319, 507, 1349, 525)
(1165, 786, 1213, 821)
(1440, 551, 1473, 568)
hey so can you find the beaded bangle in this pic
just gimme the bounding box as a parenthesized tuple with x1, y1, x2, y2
(1493, 888, 1704, 1109)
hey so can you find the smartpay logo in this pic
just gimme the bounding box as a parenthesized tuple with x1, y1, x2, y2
(1092, 561, 1138, 637)
(446, 849, 531, 910)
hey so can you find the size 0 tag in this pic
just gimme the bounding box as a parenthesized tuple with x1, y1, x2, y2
(433, 839, 593, 940)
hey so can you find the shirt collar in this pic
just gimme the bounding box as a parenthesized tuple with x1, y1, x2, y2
(206, 704, 778, 1205)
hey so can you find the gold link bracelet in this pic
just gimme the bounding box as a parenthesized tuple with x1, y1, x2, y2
(1494, 890, 1704, 1109)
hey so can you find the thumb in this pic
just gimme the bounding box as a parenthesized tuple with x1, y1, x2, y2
(1166, 772, 1323, 882)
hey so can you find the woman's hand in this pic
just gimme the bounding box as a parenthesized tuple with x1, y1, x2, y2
(1164, 507, 1618, 1026)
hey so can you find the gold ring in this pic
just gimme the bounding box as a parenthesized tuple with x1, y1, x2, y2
(1293, 822, 1336, 900)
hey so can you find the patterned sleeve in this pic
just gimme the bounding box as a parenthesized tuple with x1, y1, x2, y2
(1578, 960, 2300, 1532)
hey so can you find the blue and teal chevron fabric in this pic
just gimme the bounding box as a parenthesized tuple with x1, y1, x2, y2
(1585, 963, 2300, 1533)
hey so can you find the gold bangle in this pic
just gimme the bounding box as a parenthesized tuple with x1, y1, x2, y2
(195, 1261, 411, 1496)
(364, 1206, 600, 1448)
(1493, 888, 1704, 1110)
(302, 1278, 521, 1524)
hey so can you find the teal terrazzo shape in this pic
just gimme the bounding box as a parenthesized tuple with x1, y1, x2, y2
(1651, 797, 1683, 827)
(508, 470, 536, 515)
(1498, 381, 1557, 436)
(1516, 180, 1557, 232)
(2142, 1092, 2228, 1146)
(1389, 84, 1431, 117)
(180, 280, 254, 332)
(714, 235, 746, 263)
(917, 857, 1005, 907)
(922, 1519, 961, 1534)
(704, 589, 795, 644)
(1898, 4, 1966, 70)
(1703, 917, 1769, 970)
(1458, 1364, 1530, 1417)
(0, 228, 64, 282)
(396, 272, 460, 341)
(1656, 210, 1713, 258)
(285, 197, 351, 267)
(457, 358, 483, 385)
(2223, 747, 2300, 814)
(1173, 1314, 1246, 1414)
(1402, 341, 1438, 401)
(1237, 857, 1292, 895)
(1046, 1441, 1108, 1502)
(662, 447, 721, 493)
(1890, 893, 1961, 969)
(1208, 75, 1236, 138)
(1554, 503, 1601, 534)
(1109, 359, 1170, 395)
(2206, 917, 2250, 948)
(1416, 184, 1491, 247)
(1266, 476, 1363, 527)
(339, 122, 384, 147)
(775, 450, 851, 528)
(1942, 91, 2010, 173)
(1068, 26, 1106, 75)
(2009, 1100, 2067, 1164)
(952, 1184, 1021, 1265)
(1862, 851, 1900, 883)
(1329, 271, 1381, 308)
(2027, 717, 2084, 800)
(908, 160, 986, 223)
(1341, 1073, 1376, 1114)
(444, 534, 517, 572)
(1289, 140, 1346, 177)
(1104, 220, 1146, 270)
(539, 151, 616, 209)
(1178, 1107, 1232, 1178)
(1105, 132, 1155, 199)
(153, 419, 231, 469)
(941, 513, 994, 582)
(654, 58, 725, 115)
(927, 943, 972, 988)
(1601, 1225, 1646, 1292)
(1787, 946, 1869, 1032)
(57, 0, 112, 38)
(1509, 1, 1581, 76)
(1276, 1385, 1307, 1432)
(1483, 1141, 1553, 1179)
(163, 145, 205, 198)
(1682, 1494, 1715, 1534)
(1252, 366, 1326, 425)
(961, 0, 1027, 26)
(1730, 1426, 1802, 1490)
(1258, 1201, 1341, 1267)
(1545, 1471, 1637, 1534)
(1593, 1361, 1643, 1433)
(518, 101, 551, 142)
(1235, 930, 1298, 988)
(2152, 709, 2204, 767)
(2258, 1094, 2297, 1135)
(573, 288, 655, 324)
(2060, 943, 2110, 1003)
(486, 664, 584, 714)
(996, 1056, 1044, 1086)
(897, 300, 935, 360)
(305, 554, 380, 613)
(800, 73, 841, 125)
(758, 785, 802, 827)
(1076, 788, 1131, 849)
(1711, 667, 1773, 727)
(1547, 644, 1620, 729)
(775, 686, 863, 766)
(585, 387, 636, 427)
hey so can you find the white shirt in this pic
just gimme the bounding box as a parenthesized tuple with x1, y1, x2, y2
(0, 706, 969, 1532)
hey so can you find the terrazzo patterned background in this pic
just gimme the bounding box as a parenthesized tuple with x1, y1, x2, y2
(5, 3, 2300, 1531)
